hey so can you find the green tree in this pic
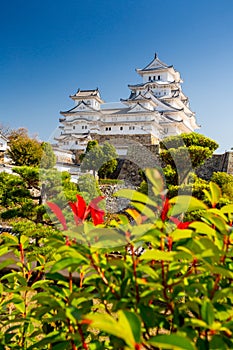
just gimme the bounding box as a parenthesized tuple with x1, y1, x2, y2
(160, 132, 219, 186)
(80, 141, 104, 176)
(211, 171, 233, 201)
(7, 128, 43, 166)
(40, 142, 56, 169)
(81, 140, 118, 178)
(77, 173, 102, 204)
(0, 166, 77, 224)
(98, 142, 118, 178)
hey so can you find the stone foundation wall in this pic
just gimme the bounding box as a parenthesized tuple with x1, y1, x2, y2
(91, 133, 159, 146)
(99, 184, 134, 213)
(196, 151, 233, 180)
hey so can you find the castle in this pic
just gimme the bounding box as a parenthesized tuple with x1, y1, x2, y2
(55, 54, 199, 157)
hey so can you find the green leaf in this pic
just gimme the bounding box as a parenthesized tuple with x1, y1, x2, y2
(88, 227, 126, 247)
(140, 250, 175, 261)
(189, 222, 216, 238)
(169, 196, 207, 216)
(201, 212, 228, 234)
(209, 335, 228, 350)
(220, 204, 233, 214)
(119, 310, 141, 344)
(50, 257, 85, 273)
(0, 258, 16, 270)
(14, 302, 25, 313)
(170, 229, 193, 241)
(31, 279, 53, 290)
(210, 266, 233, 278)
(139, 304, 157, 328)
(201, 300, 215, 325)
(145, 168, 164, 195)
(114, 189, 157, 207)
(130, 223, 155, 238)
(0, 246, 9, 256)
(84, 313, 129, 344)
(52, 342, 70, 350)
(1, 232, 18, 245)
(203, 182, 221, 207)
(20, 234, 29, 247)
(130, 202, 156, 219)
(85, 310, 141, 347)
(148, 334, 196, 350)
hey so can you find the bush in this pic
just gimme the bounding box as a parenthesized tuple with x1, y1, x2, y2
(211, 172, 233, 201)
(0, 169, 232, 349)
(98, 179, 124, 185)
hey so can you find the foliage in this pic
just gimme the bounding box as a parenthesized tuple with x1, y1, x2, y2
(160, 132, 219, 151)
(77, 173, 102, 204)
(98, 179, 124, 185)
(160, 133, 219, 187)
(98, 142, 118, 178)
(0, 169, 232, 349)
(0, 166, 78, 224)
(81, 140, 118, 178)
(168, 174, 210, 200)
(7, 128, 43, 166)
(211, 172, 233, 201)
(40, 142, 56, 169)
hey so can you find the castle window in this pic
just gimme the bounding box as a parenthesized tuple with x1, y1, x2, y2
(129, 126, 135, 130)
(148, 76, 151, 81)
(85, 125, 87, 129)
(153, 76, 156, 80)
(120, 126, 123, 130)
(73, 126, 75, 129)
(105, 127, 112, 131)
(82, 126, 84, 129)
(86, 100, 91, 105)
(158, 75, 161, 80)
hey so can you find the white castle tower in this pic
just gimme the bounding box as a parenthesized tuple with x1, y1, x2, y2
(55, 54, 199, 157)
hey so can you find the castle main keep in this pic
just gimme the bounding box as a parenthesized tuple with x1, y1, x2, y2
(55, 54, 199, 156)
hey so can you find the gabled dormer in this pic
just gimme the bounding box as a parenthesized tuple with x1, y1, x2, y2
(136, 53, 181, 84)
(60, 100, 101, 117)
(70, 88, 104, 110)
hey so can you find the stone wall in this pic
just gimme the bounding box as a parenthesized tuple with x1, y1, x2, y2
(99, 184, 134, 213)
(196, 151, 233, 180)
(91, 133, 159, 146)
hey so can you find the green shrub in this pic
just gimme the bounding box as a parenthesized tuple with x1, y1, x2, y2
(98, 179, 124, 185)
(0, 169, 232, 349)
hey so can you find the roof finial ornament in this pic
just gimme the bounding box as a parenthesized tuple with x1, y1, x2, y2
(154, 52, 157, 59)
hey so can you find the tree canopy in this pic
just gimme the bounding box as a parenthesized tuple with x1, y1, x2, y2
(160, 132, 219, 187)
(40, 142, 56, 169)
(81, 140, 118, 178)
(7, 128, 43, 166)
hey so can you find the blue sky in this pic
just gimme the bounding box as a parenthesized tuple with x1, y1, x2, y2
(0, 0, 233, 153)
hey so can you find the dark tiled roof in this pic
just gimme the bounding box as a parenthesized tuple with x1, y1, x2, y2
(137, 66, 173, 72)
(128, 80, 175, 89)
(0, 226, 14, 234)
(73, 88, 99, 97)
(60, 100, 102, 114)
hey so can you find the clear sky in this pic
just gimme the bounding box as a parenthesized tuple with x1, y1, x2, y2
(1, 0, 232, 153)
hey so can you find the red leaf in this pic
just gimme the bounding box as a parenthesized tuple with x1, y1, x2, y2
(47, 202, 67, 230)
(160, 198, 170, 221)
(88, 196, 105, 225)
(90, 207, 105, 225)
(69, 194, 87, 224)
(170, 216, 192, 229)
(76, 194, 87, 218)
